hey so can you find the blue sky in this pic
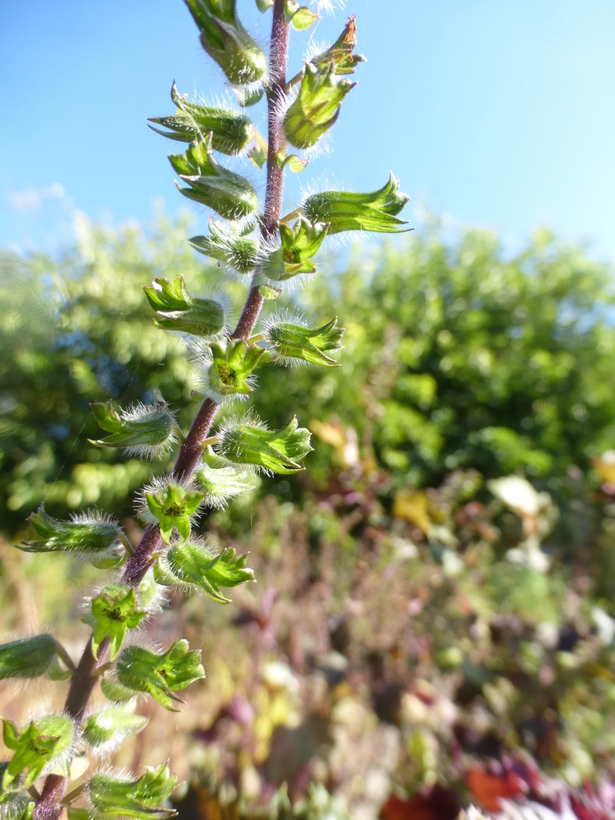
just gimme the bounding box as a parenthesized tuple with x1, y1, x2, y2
(1, 0, 614, 261)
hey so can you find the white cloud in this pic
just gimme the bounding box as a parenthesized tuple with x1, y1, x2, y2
(7, 183, 66, 213)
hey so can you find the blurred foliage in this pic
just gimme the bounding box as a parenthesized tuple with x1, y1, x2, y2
(3, 215, 615, 817)
(1, 215, 615, 538)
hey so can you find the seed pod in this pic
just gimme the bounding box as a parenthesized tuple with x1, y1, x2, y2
(184, 0, 267, 86)
(302, 173, 410, 234)
(170, 135, 259, 220)
(148, 82, 253, 155)
(283, 61, 356, 150)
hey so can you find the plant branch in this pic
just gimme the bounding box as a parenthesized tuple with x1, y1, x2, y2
(32, 5, 291, 818)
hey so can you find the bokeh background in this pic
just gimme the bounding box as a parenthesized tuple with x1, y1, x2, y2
(2, 2, 615, 818)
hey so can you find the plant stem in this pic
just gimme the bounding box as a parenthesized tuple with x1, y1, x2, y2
(32, 5, 290, 818)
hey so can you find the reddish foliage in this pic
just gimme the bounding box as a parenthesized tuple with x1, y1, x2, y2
(465, 767, 523, 812)
(379, 785, 461, 820)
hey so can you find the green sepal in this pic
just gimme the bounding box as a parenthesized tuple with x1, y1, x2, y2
(170, 136, 259, 220)
(283, 61, 356, 150)
(218, 416, 313, 474)
(184, 0, 267, 86)
(115, 641, 205, 711)
(264, 218, 329, 280)
(189, 218, 259, 275)
(290, 6, 318, 30)
(143, 275, 226, 338)
(205, 339, 265, 400)
(88, 585, 147, 660)
(311, 18, 366, 76)
(0, 766, 34, 820)
(266, 317, 344, 367)
(86, 764, 179, 819)
(100, 675, 137, 703)
(156, 540, 254, 604)
(20, 508, 123, 561)
(148, 82, 253, 155)
(302, 173, 411, 234)
(81, 701, 148, 749)
(89, 400, 176, 458)
(0, 635, 58, 681)
(193, 446, 254, 507)
(235, 85, 265, 107)
(145, 482, 203, 545)
(2, 715, 74, 790)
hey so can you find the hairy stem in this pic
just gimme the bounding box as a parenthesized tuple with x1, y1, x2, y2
(32, 5, 290, 818)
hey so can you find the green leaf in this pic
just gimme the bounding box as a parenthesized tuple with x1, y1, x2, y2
(115, 641, 205, 711)
(263, 218, 329, 280)
(217, 416, 313, 474)
(282, 154, 309, 173)
(184, 0, 267, 85)
(0, 766, 34, 820)
(89, 400, 177, 459)
(170, 136, 259, 220)
(311, 17, 366, 75)
(291, 6, 318, 31)
(20, 509, 124, 565)
(193, 446, 254, 507)
(86, 764, 178, 819)
(203, 339, 265, 401)
(0, 635, 58, 680)
(189, 219, 259, 275)
(156, 539, 254, 603)
(148, 82, 253, 155)
(144, 481, 204, 545)
(283, 61, 356, 150)
(302, 173, 411, 234)
(259, 284, 282, 300)
(2, 716, 74, 790)
(266, 317, 344, 367)
(82, 701, 148, 749)
(143, 275, 226, 338)
(89, 585, 147, 660)
(248, 143, 267, 169)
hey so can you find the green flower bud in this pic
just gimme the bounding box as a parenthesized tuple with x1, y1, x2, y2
(81, 701, 148, 751)
(20, 509, 124, 567)
(86, 764, 178, 820)
(170, 136, 259, 220)
(88, 585, 148, 660)
(193, 446, 254, 508)
(184, 0, 267, 85)
(283, 61, 356, 150)
(190, 218, 259, 275)
(0, 767, 34, 820)
(115, 641, 205, 711)
(199, 338, 265, 402)
(144, 275, 226, 338)
(0, 635, 58, 681)
(2, 715, 74, 790)
(265, 316, 344, 367)
(155, 538, 254, 603)
(263, 217, 329, 280)
(310, 16, 366, 75)
(139, 478, 204, 544)
(217, 415, 313, 474)
(89, 400, 177, 460)
(302, 173, 411, 234)
(255, 0, 273, 10)
(148, 82, 253, 155)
